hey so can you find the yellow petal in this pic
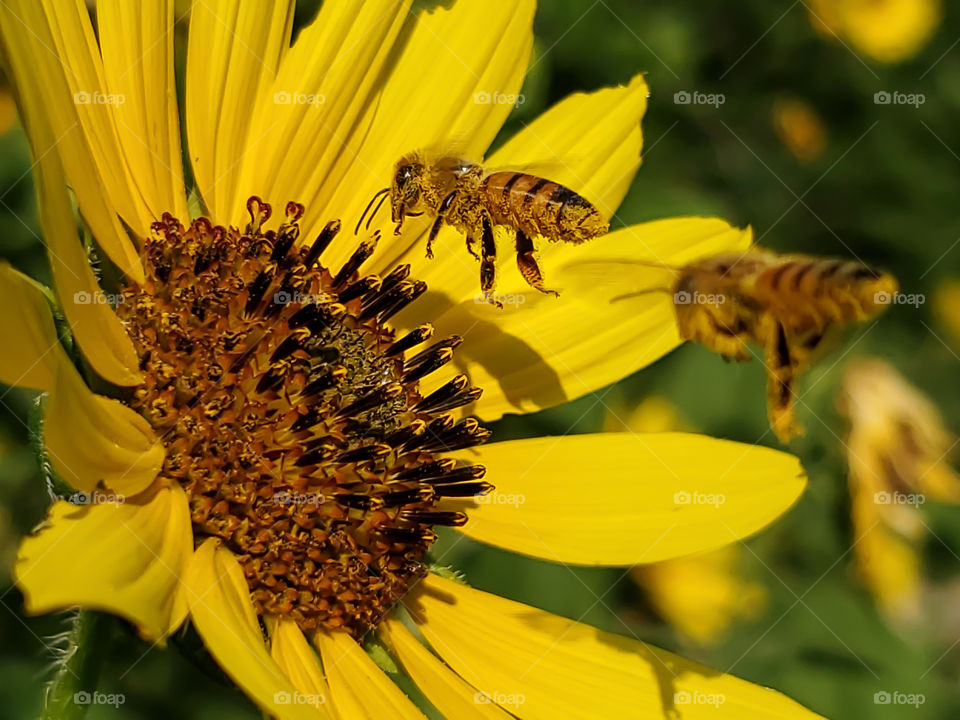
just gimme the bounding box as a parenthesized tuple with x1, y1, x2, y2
(0, 0, 148, 276)
(380, 618, 515, 720)
(185, 0, 295, 222)
(0, 261, 157, 495)
(314, 0, 535, 271)
(39, 0, 155, 233)
(0, 6, 144, 386)
(97, 0, 188, 220)
(447, 432, 806, 565)
(227, 0, 411, 229)
(15, 485, 191, 640)
(184, 539, 329, 720)
(35, 143, 144, 385)
(44, 362, 164, 497)
(411, 573, 825, 720)
(269, 620, 332, 715)
(314, 629, 427, 720)
(0, 263, 62, 392)
(399, 217, 751, 421)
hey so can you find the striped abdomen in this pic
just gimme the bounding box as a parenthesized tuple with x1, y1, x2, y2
(750, 257, 898, 326)
(480, 171, 608, 244)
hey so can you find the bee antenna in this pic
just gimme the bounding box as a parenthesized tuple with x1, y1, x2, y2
(364, 192, 391, 232)
(355, 187, 389, 235)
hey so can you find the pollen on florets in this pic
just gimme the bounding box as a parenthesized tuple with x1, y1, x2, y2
(115, 197, 491, 635)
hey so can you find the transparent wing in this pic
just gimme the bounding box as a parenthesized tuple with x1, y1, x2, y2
(479, 156, 592, 181)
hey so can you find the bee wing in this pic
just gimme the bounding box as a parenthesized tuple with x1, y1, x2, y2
(479, 157, 594, 185)
(416, 136, 483, 164)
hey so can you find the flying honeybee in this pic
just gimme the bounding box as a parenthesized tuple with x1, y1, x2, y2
(622, 247, 898, 442)
(356, 152, 609, 304)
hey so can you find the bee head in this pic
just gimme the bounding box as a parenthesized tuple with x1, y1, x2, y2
(391, 157, 424, 223)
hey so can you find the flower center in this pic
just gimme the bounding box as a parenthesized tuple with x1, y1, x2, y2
(115, 197, 490, 635)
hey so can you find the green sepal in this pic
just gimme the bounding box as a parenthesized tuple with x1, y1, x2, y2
(363, 637, 400, 675)
(424, 563, 469, 585)
(40, 611, 115, 720)
(26, 393, 71, 500)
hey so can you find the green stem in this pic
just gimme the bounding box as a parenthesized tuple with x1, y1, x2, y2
(40, 611, 113, 720)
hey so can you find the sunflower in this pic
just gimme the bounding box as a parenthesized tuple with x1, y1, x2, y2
(839, 358, 960, 622)
(1, 1, 821, 718)
(807, 0, 941, 64)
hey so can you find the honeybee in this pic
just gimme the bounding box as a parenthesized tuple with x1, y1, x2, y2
(356, 152, 609, 304)
(625, 248, 898, 442)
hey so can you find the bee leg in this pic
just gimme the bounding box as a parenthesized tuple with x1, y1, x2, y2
(764, 320, 803, 443)
(515, 229, 559, 297)
(425, 218, 442, 259)
(425, 191, 457, 260)
(479, 215, 502, 307)
(465, 235, 480, 261)
(708, 316, 750, 361)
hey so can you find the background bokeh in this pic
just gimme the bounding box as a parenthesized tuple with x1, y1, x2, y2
(2, 1, 959, 718)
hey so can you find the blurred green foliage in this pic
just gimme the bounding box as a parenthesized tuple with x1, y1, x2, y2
(1, 1, 959, 719)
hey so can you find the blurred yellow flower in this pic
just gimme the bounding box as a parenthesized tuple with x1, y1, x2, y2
(773, 98, 827, 165)
(605, 395, 690, 435)
(808, 0, 941, 63)
(608, 397, 769, 645)
(0, 1, 822, 718)
(934, 280, 960, 345)
(839, 358, 960, 621)
(638, 546, 768, 645)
